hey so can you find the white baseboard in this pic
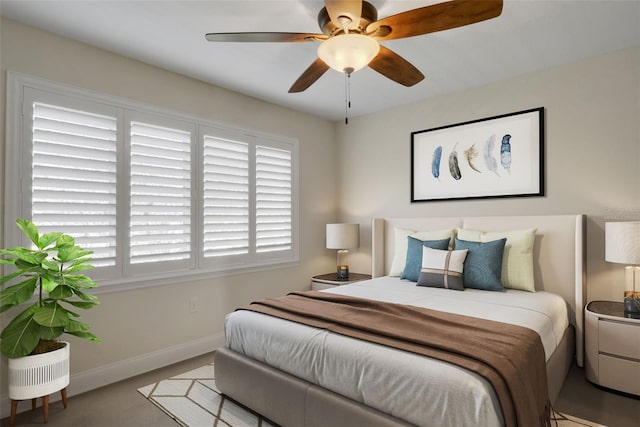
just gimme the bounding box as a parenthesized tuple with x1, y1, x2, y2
(0, 333, 225, 419)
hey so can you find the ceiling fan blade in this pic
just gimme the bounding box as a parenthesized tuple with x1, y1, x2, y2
(289, 58, 330, 93)
(368, 0, 503, 41)
(368, 45, 425, 87)
(324, 0, 363, 29)
(205, 32, 327, 43)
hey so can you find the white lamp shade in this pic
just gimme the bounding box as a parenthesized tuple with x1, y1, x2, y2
(326, 223, 359, 249)
(317, 34, 380, 73)
(605, 222, 640, 264)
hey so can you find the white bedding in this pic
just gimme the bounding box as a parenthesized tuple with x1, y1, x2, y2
(225, 276, 569, 427)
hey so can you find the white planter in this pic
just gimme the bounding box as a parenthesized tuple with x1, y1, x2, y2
(8, 342, 70, 400)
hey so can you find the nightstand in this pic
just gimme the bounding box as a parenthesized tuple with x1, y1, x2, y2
(585, 301, 640, 397)
(311, 273, 372, 291)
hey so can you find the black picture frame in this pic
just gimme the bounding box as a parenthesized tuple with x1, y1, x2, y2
(411, 107, 544, 202)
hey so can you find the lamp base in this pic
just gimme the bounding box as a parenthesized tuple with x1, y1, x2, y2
(624, 296, 640, 315)
(337, 266, 349, 281)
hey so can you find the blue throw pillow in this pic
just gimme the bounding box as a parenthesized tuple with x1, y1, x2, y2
(454, 237, 507, 291)
(401, 236, 451, 282)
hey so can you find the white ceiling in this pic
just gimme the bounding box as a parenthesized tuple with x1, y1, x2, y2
(2, 0, 639, 122)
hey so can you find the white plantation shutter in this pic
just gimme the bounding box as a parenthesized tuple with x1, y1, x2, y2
(202, 136, 249, 257)
(31, 102, 118, 267)
(9, 76, 298, 288)
(256, 145, 292, 253)
(129, 121, 192, 264)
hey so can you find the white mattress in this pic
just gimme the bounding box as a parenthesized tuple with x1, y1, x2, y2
(225, 277, 569, 427)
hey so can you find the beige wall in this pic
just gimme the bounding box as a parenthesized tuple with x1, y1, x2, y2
(0, 17, 337, 396)
(337, 46, 640, 303)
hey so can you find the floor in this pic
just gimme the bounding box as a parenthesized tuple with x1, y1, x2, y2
(1, 353, 638, 427)
(553, 363, 639, 427)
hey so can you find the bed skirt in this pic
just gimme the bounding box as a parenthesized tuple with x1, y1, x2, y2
(214, 325, 574, 427)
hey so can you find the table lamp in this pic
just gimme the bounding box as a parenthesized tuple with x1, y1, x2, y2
(326, 223, 359, 280)
(605, 221, 640, 314)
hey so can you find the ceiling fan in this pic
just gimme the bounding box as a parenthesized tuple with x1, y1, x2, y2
(205, 0, 503, 93)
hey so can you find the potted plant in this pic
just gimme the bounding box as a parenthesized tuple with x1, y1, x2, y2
(0, 218, 101, 422)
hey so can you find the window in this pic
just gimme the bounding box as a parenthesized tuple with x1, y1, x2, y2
(255, 145, 292, 253)
(202, 135, 249, 258)
(127, 116, 196, 275)
(30, 101, 118, 268)
(5, 73, 299, 290)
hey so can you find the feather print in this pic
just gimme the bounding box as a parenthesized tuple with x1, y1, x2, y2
(501, 134, 512, 173)
(449, 143, 462, 180)
(431, 146, 442, 179)
(483, 134, 500, 176)
(463, 144, 482, 173)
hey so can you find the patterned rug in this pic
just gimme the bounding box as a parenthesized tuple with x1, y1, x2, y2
(138, 363, 606, 427)
(138, 363, 276, 426)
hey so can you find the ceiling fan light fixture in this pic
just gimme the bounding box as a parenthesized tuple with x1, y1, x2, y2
(317, 34, 380, 73)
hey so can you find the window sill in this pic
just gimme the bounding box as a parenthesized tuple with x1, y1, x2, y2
(91, 258, 300, 294)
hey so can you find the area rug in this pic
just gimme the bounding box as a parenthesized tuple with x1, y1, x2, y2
(138, 363, 606, 427)
(138, 363, 277, 427)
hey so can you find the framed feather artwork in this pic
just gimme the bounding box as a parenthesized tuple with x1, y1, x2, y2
(411, 107, 544, 202)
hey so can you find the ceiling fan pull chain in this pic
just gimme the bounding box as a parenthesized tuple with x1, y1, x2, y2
(344, 70, 348, 124)
(344, 68, 353, 125)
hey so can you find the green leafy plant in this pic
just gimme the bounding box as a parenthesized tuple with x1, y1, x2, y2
(0, 218, 101, 358)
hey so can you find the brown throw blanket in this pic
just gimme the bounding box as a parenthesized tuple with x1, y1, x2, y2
(241, 291, 551, 427)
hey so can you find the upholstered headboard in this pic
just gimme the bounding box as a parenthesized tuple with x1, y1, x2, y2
(371, 214, 586, 366)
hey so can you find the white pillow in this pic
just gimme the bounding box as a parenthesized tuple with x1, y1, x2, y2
(456, 228, 537, 292)
(389, 227, 455, 276)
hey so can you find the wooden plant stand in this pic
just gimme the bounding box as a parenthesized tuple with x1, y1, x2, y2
(10, 388, 68, 425)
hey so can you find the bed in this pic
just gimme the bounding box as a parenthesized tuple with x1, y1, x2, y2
(215, 215, 586, 427)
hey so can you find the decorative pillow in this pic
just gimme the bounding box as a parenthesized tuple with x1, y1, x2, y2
(417, 247, 468, 291)
(389, 228, 454, 276)
(400, 237, 451, 282)
(454, 238, 507, 292)
(456, 228, 537, 292)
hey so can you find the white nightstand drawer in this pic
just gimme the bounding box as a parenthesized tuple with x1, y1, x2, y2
(599, 319, 640, 360)
(311, 282, 336, 291)
(599, 354, 640, 396)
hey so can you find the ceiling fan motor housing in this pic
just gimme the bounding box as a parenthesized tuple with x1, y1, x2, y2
(317, 1, 378, 36)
